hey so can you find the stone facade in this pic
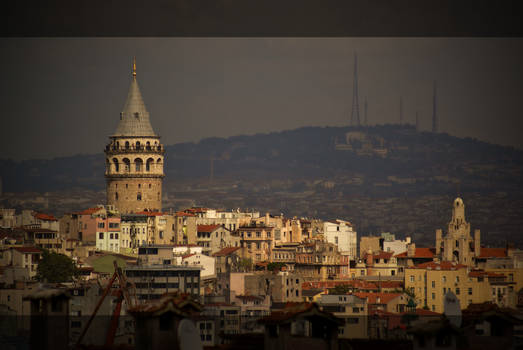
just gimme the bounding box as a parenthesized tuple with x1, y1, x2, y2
(436, 197, 480, 266)
(105, 61, 164, 214)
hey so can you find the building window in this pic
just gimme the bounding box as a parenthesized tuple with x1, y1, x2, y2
(99, 232, 104, 239)
(137, 193, 142, 201)
(432, 293, 435, 300)
(431, 305, 435, 311)
(110, 233, 114, 239)
(115, 233, 119, 239)
(115, 192, 118, 200)
(468, 288, 472, 295)
(456, 288, 460, 295)
(98, 222, 105, 228)
(410, 275, 415, 282)
(432, 281, 435, 288)
(442, 276, 446, 283)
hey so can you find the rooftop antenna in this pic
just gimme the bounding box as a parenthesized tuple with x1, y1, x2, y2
(350, 52, 360, 127)
(132, 56, 137, 78)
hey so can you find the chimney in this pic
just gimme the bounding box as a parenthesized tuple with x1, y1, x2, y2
(407, 243, 416, 258)
(435, 229, 442, 255)
(474, 229, 481, 257)
(366, 250, 373, 266)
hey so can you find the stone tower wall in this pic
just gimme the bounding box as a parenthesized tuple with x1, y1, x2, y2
(105, 137, 164, 214)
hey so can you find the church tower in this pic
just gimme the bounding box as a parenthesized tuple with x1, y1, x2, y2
(436, 197, 480, 266)
(105, 59, 164, 213)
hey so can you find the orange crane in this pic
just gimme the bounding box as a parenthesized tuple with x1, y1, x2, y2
(75, 260, 137, 348)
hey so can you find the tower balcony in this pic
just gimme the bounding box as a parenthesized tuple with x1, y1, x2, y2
(105, 145, 165, 155)
(105, 173, 165, 179)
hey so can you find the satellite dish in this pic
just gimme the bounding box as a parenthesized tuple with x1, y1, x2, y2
(177, 318, 203, 350)
(443, 290, 462, 328)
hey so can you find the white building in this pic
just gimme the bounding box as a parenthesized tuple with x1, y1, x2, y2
(177, 253, 215, 278)
(383, 236, 411, 255)
(323, 219, 357, 260)
(96, 230, 120, 253)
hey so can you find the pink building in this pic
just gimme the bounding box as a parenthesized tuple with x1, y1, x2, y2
(76, 207, 121, 252)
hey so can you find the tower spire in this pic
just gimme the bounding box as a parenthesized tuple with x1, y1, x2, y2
(350, 52, 360, 127)
(132, 57, 137, 78)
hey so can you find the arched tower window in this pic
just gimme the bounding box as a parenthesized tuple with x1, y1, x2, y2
(113, 158, 119, 172)
(115, 192, 119, 200)
(157, 192, 160, 200)
(136, 141, 141, 150)
(135, 158, 143, 172)
(137, 192, 142, 201)
(146, 158, 154, 172)
(116, 141, 120, 149)
(123, 158, 131, 172)
(125, 141, 130, 150)
(146, 141, 151, 150)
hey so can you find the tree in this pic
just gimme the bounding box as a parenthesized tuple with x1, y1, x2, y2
(36, 250, 78, 283)
(329, 284, 351, 295)
(238, 258, 253, 272)
(267, 262, 285, 272)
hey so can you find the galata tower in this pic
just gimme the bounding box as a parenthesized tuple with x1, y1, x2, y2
(105, 59, 164, 213)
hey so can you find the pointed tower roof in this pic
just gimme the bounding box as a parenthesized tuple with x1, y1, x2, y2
(113, 58, 157, 137)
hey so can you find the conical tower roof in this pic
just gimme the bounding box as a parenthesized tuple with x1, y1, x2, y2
(113, 59, 157, 137)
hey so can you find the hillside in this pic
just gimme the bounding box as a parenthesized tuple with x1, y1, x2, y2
(1, 125, 523, 247)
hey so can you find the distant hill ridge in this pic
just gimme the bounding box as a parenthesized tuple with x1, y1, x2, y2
(1, 125, 522, 194)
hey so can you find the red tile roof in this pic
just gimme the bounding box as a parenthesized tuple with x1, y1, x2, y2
(364, 251, 394, 260)
(235, 295, 264, 302)
(302, 280, 378, 291)
(135, 211, 166, 216)
(354, 292, 404, 305)
(175, 211, 196, 217)
(478, 248, 507, 258)
(76, 207, 102, 215)
(394, 247, 435, 258)
(468, 270, 505, 278)
(411, 261, 467, 270)
(34, 213, 57, 221)
(185, 207, 208, 213)
(212, 247, 241, 257)
(14, 246, 42, 253)
(197, 224, 221, 233)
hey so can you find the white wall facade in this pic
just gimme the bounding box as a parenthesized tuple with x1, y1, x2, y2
(324, 220, 357, 260)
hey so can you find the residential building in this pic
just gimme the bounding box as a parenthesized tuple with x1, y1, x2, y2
(317, 293, 368, 339)
(324, 219, 357, 260)
(239, 225, 275, 264)
(244, 272, 303, 302)
(405, 261, 492, 313)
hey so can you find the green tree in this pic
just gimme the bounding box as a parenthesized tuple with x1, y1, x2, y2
(329, 284, 351, 295)
(267, 262, 285, 271)
(239, 258, 253, 272)
(36, 250, 78, 283)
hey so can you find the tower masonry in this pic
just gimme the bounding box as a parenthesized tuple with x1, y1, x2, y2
(436, 197, 479, 266)
(105, 59, 164, 214)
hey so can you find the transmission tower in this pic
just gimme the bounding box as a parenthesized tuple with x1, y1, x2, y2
(399, 96, 403, 124)
(364, 96, 368, 126)
(432, 80, 438, 133)
(350, 53, 360, 127)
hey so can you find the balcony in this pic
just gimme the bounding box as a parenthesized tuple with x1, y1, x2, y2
(105, 145, 165, 155)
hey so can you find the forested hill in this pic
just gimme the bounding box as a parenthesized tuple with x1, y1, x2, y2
(1, 124, 522, 197)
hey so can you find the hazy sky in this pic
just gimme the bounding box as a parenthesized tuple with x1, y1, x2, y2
(1, 38, 522, 160)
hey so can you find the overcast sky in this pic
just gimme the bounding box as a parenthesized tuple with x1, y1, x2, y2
(1, 38, 522, 160)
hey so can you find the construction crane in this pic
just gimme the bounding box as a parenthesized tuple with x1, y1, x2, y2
(75, 260, 137, 348)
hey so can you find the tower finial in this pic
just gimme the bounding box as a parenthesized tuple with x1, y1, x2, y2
(132, 57, 137, 78)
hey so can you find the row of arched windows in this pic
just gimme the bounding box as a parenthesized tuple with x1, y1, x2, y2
(108, 157, 162, 173)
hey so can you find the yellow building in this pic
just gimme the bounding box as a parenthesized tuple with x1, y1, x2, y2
(405, 261, 491, 313)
